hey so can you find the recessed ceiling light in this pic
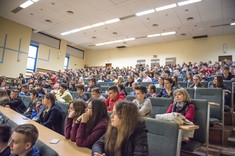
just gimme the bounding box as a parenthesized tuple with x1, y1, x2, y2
(92, 22, 105, 27)
(187, 17, 194, 21)
(51, 2, 55, 5)
(147, 34, 160, 38)
(185, 9, 189, 12)
(105, 18, 120, 24)
(92, 36, 97, 39)
(20, 0, 33, 8)
(161, 31, 176, 36)
(30, 13, 34, 15)
(181, 33, 186, 36)
(67, 11, 74, 15)
(231, 23, 235, 26)
(113, 32, 118, 35)
(152, 24, 158, 27)
(45, 19, 52, 23)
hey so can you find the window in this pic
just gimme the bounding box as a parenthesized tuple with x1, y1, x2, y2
(151, 59, 160, 68)
(137, 59, 146, 66)
(165, 57, 176, 66)
(26, 44, 38, 72)
(64, 56, 69, 69)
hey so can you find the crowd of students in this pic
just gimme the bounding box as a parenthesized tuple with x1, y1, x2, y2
(0, 59, 234, 155)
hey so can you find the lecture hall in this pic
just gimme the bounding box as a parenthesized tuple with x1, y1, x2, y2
(0, 0, 235, 156)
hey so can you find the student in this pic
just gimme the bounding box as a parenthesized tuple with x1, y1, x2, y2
(75, 84, 88, 101)
(34, 83, 45, 97)
(24, 90, 40, 118)
(157, 78, 174, 98)
(92, 100, 148, 156)
(147, 84, 156, 98)
(133, 85, 152, 117)
(105, 86, 125, 111)
(19, 84, 30, 96)
(0, 124, 11, 156)
(65, 100, 86, 141)
(91, 88, 106, 100)
(117, 84, 127, 96)
(9, 124, 40, 156)
(172, 76, 181, 89)
(55, 83, 73, 103)
(189, 75, 204, 89)
(166, 88, 195, 122)
(5, 90, 26, 114)
(68, 82, 77, 91)
(68, 99, 108, 148)
(0, 89, 10, 106)
(129, 82, 139, 96)
(142, 71, 152, 82)
(87, 78, 101, 92)
(39, 93, 63, 134)
(125, 76, 134, 87)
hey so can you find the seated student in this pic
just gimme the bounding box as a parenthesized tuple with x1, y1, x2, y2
(161, 69, 171, 78)
(222, 66, 233, 80)
(68, 82, 77, 91)
(166, 88, 195, 122)
(34, 83, 45, 97)
(147, 84, 156, 98)
(39, 93, 63, 134)
(92, 100, 148, 156)
(132, 85, 152, 117)
(91, 88, 106, 101)
(189, 75, 205, 89)
(65, 100, 86, 140)
(55, 83, 73, 103)
(155, 76, 164, 88)
(142, 71, 152, 82)
(75, 84, 88, 101)
(105, 86, 125, 111)
(172, 75, 181, 89)
(199, 70, 207, 82)
(157, 78, 174, 98)
(152, 72, 160, 83)
(0, 124, 11, 156)
(129, 82, 139, 96)
(24, 90, 40, 118)
(86, 78, 101, 92)
(9, 124, 40, 156)
(68, 99, 108, 148)
(19, 84, 30, 96)
(117, 84, 127, 96)
(104, 75, 113, 83)
(184, 72, 193, 82)
(125, 76, 134, 87)
(0, 89, 10, 106)
(5, 90, 26, 114)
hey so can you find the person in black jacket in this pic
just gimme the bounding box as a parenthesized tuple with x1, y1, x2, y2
(92, 100, 148, 156)
(39, 93, 63, 134)
(5, 90, 26, 114)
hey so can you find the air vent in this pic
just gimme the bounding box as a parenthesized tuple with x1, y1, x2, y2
(211, 24, 230, 28)
(192, 35, 208, 39)
(116, 46, 126, 48)
(11, 7, 23, 13)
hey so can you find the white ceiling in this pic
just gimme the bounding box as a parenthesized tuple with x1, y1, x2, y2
(0, 0, 235, 51)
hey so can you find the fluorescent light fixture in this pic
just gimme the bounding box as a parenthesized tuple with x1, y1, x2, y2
(20, 0, 34, 8)
(104, 41, 114, 45)
(105, 18, 120, 24)
(136, 9, 155, 16)
(96, 43, 105, 46)
(178, 0, 202, 6)
(79, 25, 92, 31)
(124, 38, 135, 41)
(92, 22, 105, 27)
(155, 3, 176, 11)
(230, 23, 235, 26)
(61, 32, 71, 36)
(161, 31, 176, 36)
(113, 40, 124, 43)
(70, 28, 80, 33)
(31, 0, 39, 2)
(147, 34, 160, 37)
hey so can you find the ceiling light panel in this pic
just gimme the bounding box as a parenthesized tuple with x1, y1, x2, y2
(155, 3, 177, 11)
(20, 0, 34, 8)
(231, 23, 235, 25)
(147, 34, 160, 37)
(161, 31, 176, 36)
(105, 18, 120, 24)
(136, 9, 155, 16)
(92, 22, 105, 27)
(178, 0, 202, 6)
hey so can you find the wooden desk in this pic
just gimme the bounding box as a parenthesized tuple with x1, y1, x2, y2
(0, 106, 91, 156)
(179, 124, 199, 130)
(208, 102, 220, 106)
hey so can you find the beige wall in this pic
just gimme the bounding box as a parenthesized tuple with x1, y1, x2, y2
(85, 35, 235, 68)
(0, 17, 86, 78)
(0, 17, 32, 78)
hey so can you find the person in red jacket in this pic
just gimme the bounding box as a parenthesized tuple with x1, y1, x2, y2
(105, 86, 125, 111)
(166, 88, 195, 122)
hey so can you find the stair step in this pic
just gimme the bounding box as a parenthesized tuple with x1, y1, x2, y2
(227, 136, 235, 147)
(221, 150, 235, 156)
